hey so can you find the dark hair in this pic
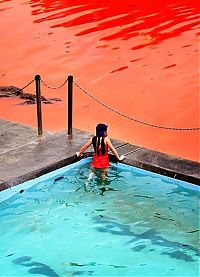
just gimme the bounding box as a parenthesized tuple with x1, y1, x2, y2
(92, 123, 108, 155)
(96, 123, 108, 136)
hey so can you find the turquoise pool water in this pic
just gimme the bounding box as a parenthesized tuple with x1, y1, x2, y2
(0, 158, 199, 277)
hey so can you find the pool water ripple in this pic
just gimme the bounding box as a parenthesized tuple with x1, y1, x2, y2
(0, 158, 199, 276)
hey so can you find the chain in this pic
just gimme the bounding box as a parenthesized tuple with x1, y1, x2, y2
(21, 79, 35, 90)
(74, 81, 200, 131)
(19, 79, 35, 91)
(41, 78, 68, 90)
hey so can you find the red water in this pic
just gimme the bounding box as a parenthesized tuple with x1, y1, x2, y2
(0, 0, 199, 161)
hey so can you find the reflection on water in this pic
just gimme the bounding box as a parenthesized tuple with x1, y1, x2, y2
(0, 0, 199, 161)
(30, 0, 199, 49)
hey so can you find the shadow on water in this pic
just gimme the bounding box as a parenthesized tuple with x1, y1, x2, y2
(12, 256, 59, 277)
(29, 0, 199, 48)
(93, 215, 200, 262)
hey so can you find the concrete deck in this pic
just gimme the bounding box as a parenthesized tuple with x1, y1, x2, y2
(0, 119, 199, 191)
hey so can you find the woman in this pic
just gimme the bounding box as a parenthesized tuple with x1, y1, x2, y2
(76, 123, 125, 168)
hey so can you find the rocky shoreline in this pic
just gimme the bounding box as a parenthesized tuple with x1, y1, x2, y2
(0, 86, 61, 105)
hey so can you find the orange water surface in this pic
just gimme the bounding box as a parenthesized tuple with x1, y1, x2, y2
(0, 0, 199, 161)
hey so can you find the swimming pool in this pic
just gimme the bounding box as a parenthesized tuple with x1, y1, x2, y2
(0, 158, 199, 276)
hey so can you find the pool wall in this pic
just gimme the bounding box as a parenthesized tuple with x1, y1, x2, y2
(0, 121, 199, 191)
(0, 157, 199, 203)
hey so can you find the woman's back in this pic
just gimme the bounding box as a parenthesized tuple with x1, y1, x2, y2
(76, 123, 124, 168)
(92, 136, 108, 156)
(91, 136, 109, 169)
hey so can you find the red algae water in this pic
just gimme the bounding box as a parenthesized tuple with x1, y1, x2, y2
(0, 0, 199, 161)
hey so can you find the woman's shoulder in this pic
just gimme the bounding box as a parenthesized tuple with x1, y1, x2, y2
(104, 136, 111, 143)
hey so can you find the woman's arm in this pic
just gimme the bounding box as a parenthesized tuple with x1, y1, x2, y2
(76, 138, 93, 157)
(106, 137, 121, 160)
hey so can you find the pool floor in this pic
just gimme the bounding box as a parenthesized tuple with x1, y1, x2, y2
(0, 158, 199, 276)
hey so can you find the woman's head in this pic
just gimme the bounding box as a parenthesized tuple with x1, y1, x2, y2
(93, 123, 108, 155)
(96, 123, 108, 137)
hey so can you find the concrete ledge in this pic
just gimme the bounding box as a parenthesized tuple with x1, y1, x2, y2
(120, 154, 200, 185)
(1, 155, 79, 190)
(3, 150, 199, 190)
(0, 119, 199, 191)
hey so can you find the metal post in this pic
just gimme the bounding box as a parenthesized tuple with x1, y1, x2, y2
(35, 74, 43, 136)
(68, 75, 73, 135)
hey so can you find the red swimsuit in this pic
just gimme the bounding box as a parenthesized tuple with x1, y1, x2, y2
(91, 143, 109, 169)
(91, 152, 109, 169)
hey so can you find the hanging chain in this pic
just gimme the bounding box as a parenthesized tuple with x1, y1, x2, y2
(6, 77, 199, 131)
(40, 78, 68, 90)
(74, 80, 200, 131)
(18, 79, 35, 92)
(21, 79, 35, 90)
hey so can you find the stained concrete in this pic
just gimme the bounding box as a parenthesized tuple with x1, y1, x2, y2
(0, 119, 199, 191)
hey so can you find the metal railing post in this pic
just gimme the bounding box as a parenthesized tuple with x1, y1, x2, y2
(68, 75, 73, 135)
(35, 74, 43, 136)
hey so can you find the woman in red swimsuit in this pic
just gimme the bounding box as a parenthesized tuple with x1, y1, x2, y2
(76, 123, 124, 169)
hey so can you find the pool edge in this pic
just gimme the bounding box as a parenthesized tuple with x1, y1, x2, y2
(0, 121, 199, 191)
(1, 151, 199, 192)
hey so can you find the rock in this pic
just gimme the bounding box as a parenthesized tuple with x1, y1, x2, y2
(0, 86, 62, 105)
